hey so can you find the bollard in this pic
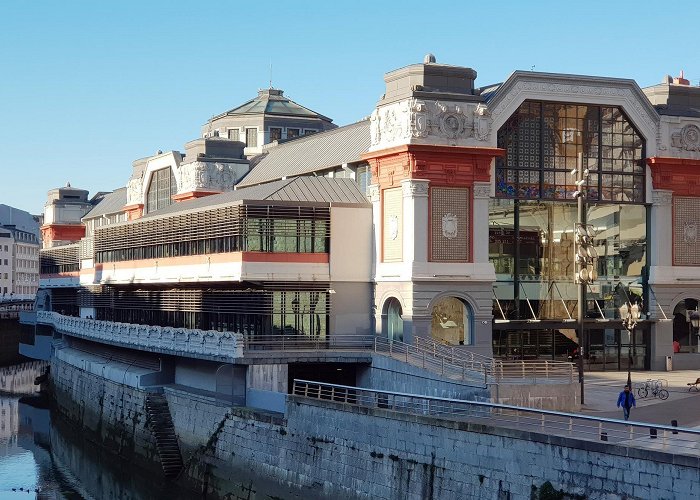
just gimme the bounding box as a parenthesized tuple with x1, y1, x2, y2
(671, 420, 678, 435)
(650, 428, 657, 439)
(600, 432, 608, 442)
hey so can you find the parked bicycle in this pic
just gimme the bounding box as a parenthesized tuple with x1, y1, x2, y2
(636, 379, 669, 400)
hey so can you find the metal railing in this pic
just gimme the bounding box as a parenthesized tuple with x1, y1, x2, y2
(243, 334, 575, 385)
(414, 336, 575, 383)
(292, 379, 700, 457)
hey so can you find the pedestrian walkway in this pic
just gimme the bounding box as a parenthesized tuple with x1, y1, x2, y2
(582, 369, 700, 427)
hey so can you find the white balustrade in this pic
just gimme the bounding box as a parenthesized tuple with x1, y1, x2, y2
(37, 311, 243, 359)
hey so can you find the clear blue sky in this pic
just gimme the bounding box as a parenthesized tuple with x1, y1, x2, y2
(1, 0, 697, 214)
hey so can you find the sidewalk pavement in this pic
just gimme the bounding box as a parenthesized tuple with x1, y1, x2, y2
(580, 369, 700, 427)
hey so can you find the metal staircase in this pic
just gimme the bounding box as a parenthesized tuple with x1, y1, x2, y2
(145, 393, 183, 478)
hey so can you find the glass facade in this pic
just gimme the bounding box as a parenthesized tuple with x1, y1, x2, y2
(491, 100, 648, 370)
(496, 101, 644, 203)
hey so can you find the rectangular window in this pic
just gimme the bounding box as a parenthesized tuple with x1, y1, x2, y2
(269, 127, 282, 142)
(246, 128, 258, 148)
(227, 128, 240, 141)
(356, 165, 370, 196)
(287, 128, 300, 139)
(303, 129, 317, 136)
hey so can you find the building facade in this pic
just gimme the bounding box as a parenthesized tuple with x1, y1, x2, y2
(0, 205, 40, 302)
(26, 56, 700, 377)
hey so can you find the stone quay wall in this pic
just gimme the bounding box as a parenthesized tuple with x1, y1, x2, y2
(50, 356, 160, 470)
(52, 354, 700, 499)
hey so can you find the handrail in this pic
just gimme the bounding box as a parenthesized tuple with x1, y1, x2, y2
(243, 334, 575, 384)
(413, 336, 575, 383)
(292, 379, 700, 457)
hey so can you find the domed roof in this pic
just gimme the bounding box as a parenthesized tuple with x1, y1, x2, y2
(211, 88, 333, 122)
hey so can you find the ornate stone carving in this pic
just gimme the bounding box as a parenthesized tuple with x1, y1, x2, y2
(474, 103, 491, 141)
(369, 98, 492, 150)
(177, 161, 247, 193)
(651, 190, 673, 206)
(684, 220, 698, 243)
(441, 213, 459, 239)
(409, 98, 429, 138)
(401, 179, 429, 197)
(37, 311, 244, 358)
(671, 124, 700, 152)
(368, 184, 380, 203)
(126, 177, 143, 205)
(388, 215, 399, 241)
(472, 182, 491, 199)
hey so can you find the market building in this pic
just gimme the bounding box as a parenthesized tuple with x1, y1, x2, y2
(25, 56, 700, 377)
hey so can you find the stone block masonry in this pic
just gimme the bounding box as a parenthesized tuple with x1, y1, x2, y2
(53, 353, 700, 499)
(50, 356, 161, 471)
(183, 395, 700, 499)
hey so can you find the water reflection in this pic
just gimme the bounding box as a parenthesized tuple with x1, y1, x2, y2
(0, 363, 196, 500)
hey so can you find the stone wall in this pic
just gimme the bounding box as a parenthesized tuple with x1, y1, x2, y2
(169, 390, 700, 499)
(50, 356, 159, 468)
(53, 353, 700, 499)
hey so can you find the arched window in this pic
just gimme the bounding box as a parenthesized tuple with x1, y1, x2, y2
(385, 298, 404, 342)
(146, 167, 177, 213)
(431, 296, 472, 346)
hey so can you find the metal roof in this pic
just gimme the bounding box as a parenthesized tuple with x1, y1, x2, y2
(82, 188, 127, 220)
(139, 177, 369, 221)
(238, 120, 370, 187)
(211, 88, 332, 122)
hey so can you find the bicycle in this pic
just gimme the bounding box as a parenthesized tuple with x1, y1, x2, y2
(636, 379, 653, 398)
(636, 379, 669, 400)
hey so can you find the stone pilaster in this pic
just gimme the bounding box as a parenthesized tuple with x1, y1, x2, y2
(651, 189, 674, 268)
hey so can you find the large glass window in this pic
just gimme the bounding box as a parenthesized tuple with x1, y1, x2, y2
(496, 101, 644, 203)
(489, 200, 646, 321)
(146, 167, 177, 213)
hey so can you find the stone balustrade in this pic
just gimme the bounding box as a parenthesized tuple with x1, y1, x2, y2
(37, 311, 243, 359)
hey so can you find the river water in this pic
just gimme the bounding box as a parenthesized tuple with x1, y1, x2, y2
(0, 361, 191, 500)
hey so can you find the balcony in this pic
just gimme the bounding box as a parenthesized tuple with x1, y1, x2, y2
(37, 311, 243, 361)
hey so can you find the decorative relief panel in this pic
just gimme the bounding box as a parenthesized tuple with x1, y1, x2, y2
(126, 177, 144, 205)
(430, 187, 469, 262)
(401, 179, 429, 198)
(177, 161, 249, 193)
(382, 188, 403, 262)
(369, 98, 491, 151)
(674, 197, 700, 265)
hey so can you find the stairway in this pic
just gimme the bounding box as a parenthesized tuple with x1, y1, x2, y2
(145, 393, 184, 478)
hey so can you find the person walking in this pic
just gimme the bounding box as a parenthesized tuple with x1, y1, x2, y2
(616, 385, 636, 421)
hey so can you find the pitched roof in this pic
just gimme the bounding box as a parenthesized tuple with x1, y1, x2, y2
(82, 188, 127, 220)
(238, 120, 370, 187)
(139, 177, 369, 221)
(211, 88, 332, 122)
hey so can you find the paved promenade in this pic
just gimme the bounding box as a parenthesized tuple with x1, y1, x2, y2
(582, 369, 700, 427)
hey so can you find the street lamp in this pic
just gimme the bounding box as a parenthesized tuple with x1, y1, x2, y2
(689, 309, 700, 351)
(619, 301, 642, 389)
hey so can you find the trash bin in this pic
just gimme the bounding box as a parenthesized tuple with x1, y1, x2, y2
(666, 355, 673, 372)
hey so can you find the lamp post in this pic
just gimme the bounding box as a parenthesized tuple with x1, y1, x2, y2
(689, 309, 700, 351)
(620, 301, 642, 389)
(572, 153, 596, 405)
